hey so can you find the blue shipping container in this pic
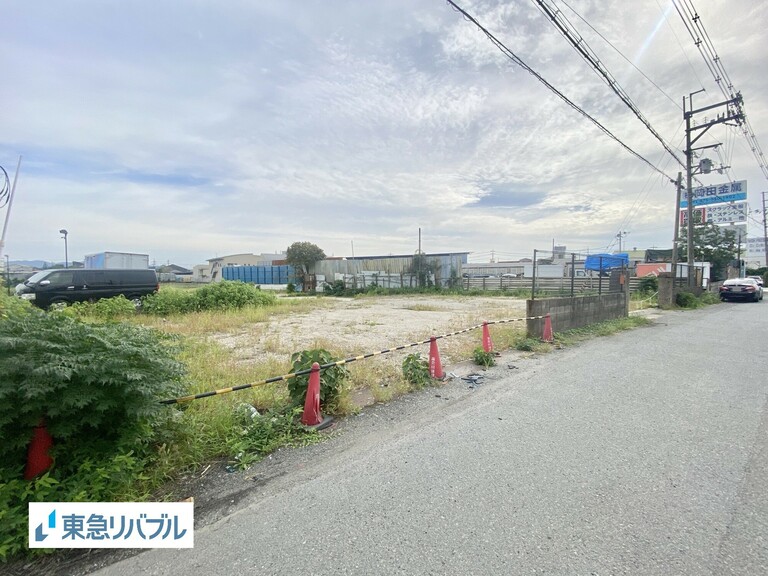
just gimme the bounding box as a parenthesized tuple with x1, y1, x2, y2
(222, 265, 297, 285)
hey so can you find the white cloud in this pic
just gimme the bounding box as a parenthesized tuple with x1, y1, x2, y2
(1, 0, 766, 267)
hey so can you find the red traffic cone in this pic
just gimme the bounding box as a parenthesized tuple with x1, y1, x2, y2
(542, 313, 554, 343)
(429, 337, 444, 379)
(301, 363, 334, 430)
(482, 322, 493, 353)
(301, 363, 322, 426)
(24, 419, 54, 480)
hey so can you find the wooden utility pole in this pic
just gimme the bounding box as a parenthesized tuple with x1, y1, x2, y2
(683, 92, 744, 288)
(671, 172, 682, 284)
(763, 191, 768, 268)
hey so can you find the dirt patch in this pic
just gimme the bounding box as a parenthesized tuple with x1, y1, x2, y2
(212, 295, 529, 372)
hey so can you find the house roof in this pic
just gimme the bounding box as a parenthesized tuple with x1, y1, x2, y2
(156, 264, 192, 274)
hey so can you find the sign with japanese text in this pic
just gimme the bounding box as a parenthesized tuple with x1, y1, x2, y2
(747, 236, 766, 259)
(680, 180, 747, 208)
(705, 202, 748, 225)
(679, 207, 705, 227)
(29, 502, 194, 548)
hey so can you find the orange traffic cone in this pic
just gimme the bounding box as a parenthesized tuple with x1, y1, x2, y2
(24, 419, 53, 480)
(482, 322, 493, 353)
(542, 313, 554, 343)
(429, 337, 444, 379)
(301, 363, 333, 430)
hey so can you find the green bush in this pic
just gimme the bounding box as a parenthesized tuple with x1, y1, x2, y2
(0, 308, 186, 470)
(60, 294, 138, 320)
(402, 353, 431, 388)
(0, 450, 149, 561)
(194, 281, 276, 311)
(142, 282, 277, 315)
(0, 291, 33, 319)
(324, 280, 347, 296)
(287, 349, 349, 409)
(638, 276, 658, 294)
(472, 346, 496, 368)
(0, 307, 187, 561)
(141, 287, 196, 315)
(675, 291, 698, 308)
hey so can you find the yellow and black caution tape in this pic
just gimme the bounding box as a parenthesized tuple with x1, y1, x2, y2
(160, 314, 549, 405)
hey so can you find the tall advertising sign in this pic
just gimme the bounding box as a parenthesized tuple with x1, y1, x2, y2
(680, 180, 747, 208)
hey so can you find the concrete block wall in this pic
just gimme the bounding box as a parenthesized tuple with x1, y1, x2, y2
(526, 293, 628, 338)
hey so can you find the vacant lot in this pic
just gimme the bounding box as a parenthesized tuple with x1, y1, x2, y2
(214, 294, 529, 372)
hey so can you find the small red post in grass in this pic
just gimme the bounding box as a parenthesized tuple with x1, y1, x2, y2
(24, 419, 53, 480)
(301, 363, 334, 430)
(482, 322, 493, 353)
(429, 337, 444, 379)
(542, 313, 554, 343)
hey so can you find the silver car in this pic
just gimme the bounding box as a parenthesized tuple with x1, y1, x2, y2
(719, 277, 763, 302)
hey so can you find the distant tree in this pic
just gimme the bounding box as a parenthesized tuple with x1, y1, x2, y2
(286, 242, 326, 289)
(678, 223, 738, 281)
(409, 252, 438, 288)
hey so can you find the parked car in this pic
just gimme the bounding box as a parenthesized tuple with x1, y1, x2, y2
(15, 268, 159, 309)
(719, 277, 763, 302)
(747, 275, 764, 287)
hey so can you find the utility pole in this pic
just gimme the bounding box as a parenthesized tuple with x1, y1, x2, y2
(763, 191, 768, 268)
(671, 172, 682, 283)
(616, 231, 627, 253)
(683, 91, 744, 288)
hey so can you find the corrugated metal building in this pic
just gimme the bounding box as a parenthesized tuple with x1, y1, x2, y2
(314, 252, 469, 287)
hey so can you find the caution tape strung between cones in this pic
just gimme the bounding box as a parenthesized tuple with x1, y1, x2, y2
(159, 314, 551, 405)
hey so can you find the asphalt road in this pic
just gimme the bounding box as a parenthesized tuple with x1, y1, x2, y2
(93, 302, 768, 576)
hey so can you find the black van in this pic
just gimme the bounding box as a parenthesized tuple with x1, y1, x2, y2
(15, 268, 159, 309)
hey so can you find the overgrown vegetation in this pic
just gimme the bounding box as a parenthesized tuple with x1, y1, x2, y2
(0, 283, 662, 564)
(61, 293, 138, 320)
(401, 353, 431, 388)
(287, 348, 350, 410)
(226, 406, 320, 470)
(0, 303, 186, 561)
(675, 291, 719, 309)
(637, 276, 658, 294)
(472, 346, 496, 368)
(514, 337, 545, 352)
(142, 281, 277, 315)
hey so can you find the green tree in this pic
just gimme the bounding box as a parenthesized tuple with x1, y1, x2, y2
(286, 242, 326, 289)
(677, 223, 738, 281)
(409, 252, 438, 288)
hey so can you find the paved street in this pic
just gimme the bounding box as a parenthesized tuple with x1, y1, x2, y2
(95, 302, 768, 576)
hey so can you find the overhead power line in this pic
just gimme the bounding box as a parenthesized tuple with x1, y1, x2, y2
(0, 166, 10, 208)
(443, 0, 677, 185)
(560, 0, 681, 110)
(672, 0, 768, 181)
(531, 0, 686, 170)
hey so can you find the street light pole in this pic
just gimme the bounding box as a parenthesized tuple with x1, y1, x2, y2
(59, 229, 68, 268)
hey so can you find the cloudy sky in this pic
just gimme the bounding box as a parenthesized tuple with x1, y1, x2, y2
(2, 0, 766, 268)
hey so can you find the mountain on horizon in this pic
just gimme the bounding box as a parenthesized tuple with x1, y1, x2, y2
(11, 260, 54, 269)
